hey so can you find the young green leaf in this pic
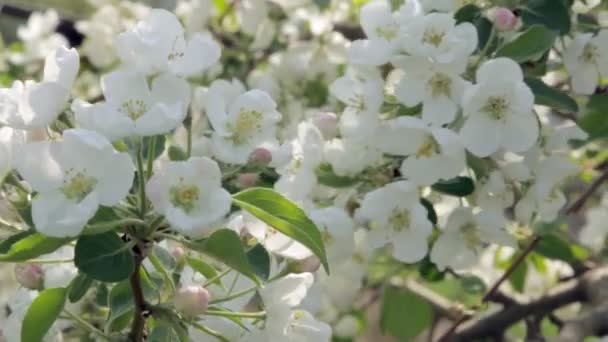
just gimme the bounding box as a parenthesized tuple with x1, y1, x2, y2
(380, 286, 433, 340)
(185, 229, 260, 285)
(187, 257, 223, 288)
(431, 176, 475, 197)
(21, 287, 68, 342)
(232, 187, 329, 272)
(74, 232, 135, 282)
(247, 244, 271, 280)
(520, 0, 571, 35)
(315, 163, 359, 188)
(68, 273, 95, 303)
(496, 25, 558, 63)
(524, 78, 578, 112)
(0, 232, 72, 261)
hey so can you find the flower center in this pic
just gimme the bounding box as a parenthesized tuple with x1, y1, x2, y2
(375, 25, 398, 41)
(170, 184, 200, 213)
(482, 96, 509, 120)
(460, 222, 482, 250)
(580, 42, 598, 64)
(61, 170, 97, 202)
(416, 135, 440, 158)
(427, 72, 452, 97)
(423, 28, 445, 47)
(388, 208, 410, 232)
(121, 99, 148, 121)
(321, 228, 334, 244)
(231, 110, 263, 145)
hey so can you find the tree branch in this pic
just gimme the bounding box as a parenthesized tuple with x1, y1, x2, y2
(129, 253, 147, 342)
(449, 266, 608, 341)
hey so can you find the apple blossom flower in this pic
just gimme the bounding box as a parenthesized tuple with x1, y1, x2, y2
(200, 80, 282, 164)
(460, 58, 539, 157)
(356, 181, 433, 263)
(73, 69, 191, 141)
(431, 207, 515, 270)
(377, 117, 465, 185)
(147, 157, 232, 238)
(310, 207, 355, 265)
(401, 12, 477, 65)
(14, 129, 134, 237)
(116, 8, 221, 77)
(348, 0, 422, 66)
(9, 10, 68, 67)
(392, 55, 469, 125)
(0, 46, 79, 129)
(563, 30, 608, 95)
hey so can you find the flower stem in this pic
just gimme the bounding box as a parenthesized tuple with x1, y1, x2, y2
(64, 309, 111, 341)
(189, 321, 230, 342)
(205, 309, 266, 319)
(146, 136, 157, 180)
(129, 255, 147, 342)
(136, 139, 147, 218)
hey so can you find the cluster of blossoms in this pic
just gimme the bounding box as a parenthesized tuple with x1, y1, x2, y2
(0, 0, 606, 341)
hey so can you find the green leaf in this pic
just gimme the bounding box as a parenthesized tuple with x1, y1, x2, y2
(579, 94, 608, 140)
(168, 145, 188, 161)
(68, 273, 94, 303)
(418, 257, 444, 282)
(524, 78, 578, 112)
(431, 176, 475, 197)
(454, 4, 481, 24)
(419, 198, 437, 225)
(232, 187, 329, 272)
(106, 281, 134, 331)
(303, 77, 329, 107)
(74, 232, 134, 282)
(21, 288, 67, 342)
(315, 163, 359, 188)
(185, 229, 260, 285)
(520, 0, 571, 35)
(149, 325, 180, 342)
(460, 275, 487, 294)
(535, 234, 588, 263)
(186, 257, 223, 288)
(509, 256, 528, 293)
(0, 232, 72, 261)
(247, 244, 271, 280)
(381, 286, 433, 340)
(496, 25, 558, 63)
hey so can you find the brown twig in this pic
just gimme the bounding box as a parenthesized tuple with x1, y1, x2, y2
(565, 168, 608, 214)
(129, 253, 147, 342)
(438, 168, 608, 341)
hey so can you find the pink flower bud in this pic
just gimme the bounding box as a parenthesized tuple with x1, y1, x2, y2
(248, 147, 272, 166)
(237, 173, 260, 189)
(171, 246, 185, 261)
(14, 264, 43, 290)
(492, 7, 520, 31)
(312, 112, 338, 139)
(174, 286, 210, 317)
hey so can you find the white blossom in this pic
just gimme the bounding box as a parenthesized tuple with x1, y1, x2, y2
(15, 129, 134, 237)
(147, 157, 232, 238)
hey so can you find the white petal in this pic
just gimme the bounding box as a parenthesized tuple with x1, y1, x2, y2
(571, 64, 599, 95)
(460, 114, 501, 157)
(73, 100, 135, 141)
(422, 96, 458, 126)
(14, 141, 63, 192)
(477, 58, 523, 84)
(501, 112, 539, 153)
(95, 152, 135, 205)
(32, 191, 99, 237)
(169, 33, 221, 76)
(43, 46, 80, 88)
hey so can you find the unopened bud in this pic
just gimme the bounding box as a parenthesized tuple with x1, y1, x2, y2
(171, 246, 185, 261)
(248, 147, 272, 166)
(237, 173, 260, 189)
(334, 315, 360, 338)
(174, 286, 210, 316)
(491, 7, 520, 31)
(14, 264, 43, 290)
(312, 112, 338, 139)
